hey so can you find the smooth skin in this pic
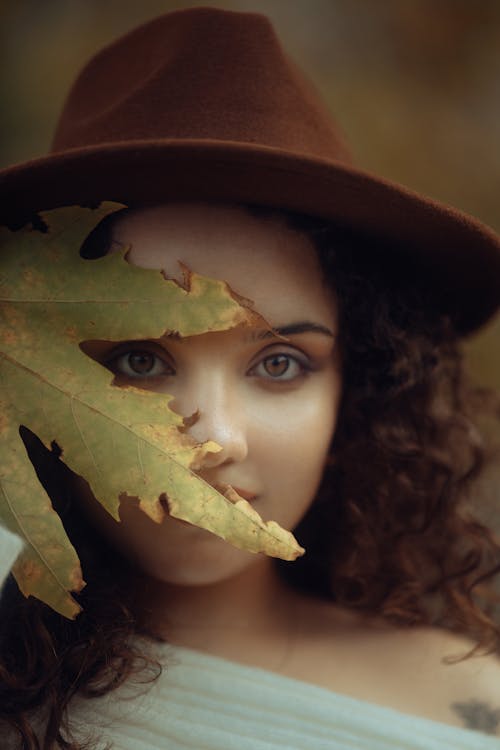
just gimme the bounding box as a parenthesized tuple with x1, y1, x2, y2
(77, 203, 500, 734)
(80, 202, 341, 586)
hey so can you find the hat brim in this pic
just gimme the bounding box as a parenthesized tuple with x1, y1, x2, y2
(1, 139, 499, 335)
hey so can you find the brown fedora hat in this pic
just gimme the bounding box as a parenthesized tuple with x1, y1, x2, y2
(1, 6, 499, 334)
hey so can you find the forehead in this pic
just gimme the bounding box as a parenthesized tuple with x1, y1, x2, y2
(110, 203, 337, 328)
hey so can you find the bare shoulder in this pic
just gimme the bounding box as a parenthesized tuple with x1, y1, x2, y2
(367, 623, 500, 734)
(412, 627, 500, 735)
(289, 592, 500, 734)
(411, 626, 500, 689)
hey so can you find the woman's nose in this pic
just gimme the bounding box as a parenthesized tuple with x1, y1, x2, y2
(171, 376, 248, 467)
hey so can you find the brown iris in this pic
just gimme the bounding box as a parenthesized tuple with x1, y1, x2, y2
(127, 351, 156, 374)
(263, 355, 290, 377)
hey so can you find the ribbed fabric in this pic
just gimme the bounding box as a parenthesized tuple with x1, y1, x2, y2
(69, 644, 500, 750)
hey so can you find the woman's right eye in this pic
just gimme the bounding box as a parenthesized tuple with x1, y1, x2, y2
(105, 349, 174, 379)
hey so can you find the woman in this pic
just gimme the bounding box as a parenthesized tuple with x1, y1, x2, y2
(1, 7, 500, 749)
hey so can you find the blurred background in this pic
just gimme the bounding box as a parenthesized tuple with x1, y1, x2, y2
(1, 1, 499, 390)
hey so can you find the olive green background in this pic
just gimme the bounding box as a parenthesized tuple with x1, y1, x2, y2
(1, 0, 499, 394)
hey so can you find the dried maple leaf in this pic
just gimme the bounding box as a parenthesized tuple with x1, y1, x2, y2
(0, 204, 304, 618)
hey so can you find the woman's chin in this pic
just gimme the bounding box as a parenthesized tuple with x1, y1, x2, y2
(130, 535, 261, 589)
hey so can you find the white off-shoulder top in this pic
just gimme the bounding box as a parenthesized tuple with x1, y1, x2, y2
(1, 533, 498, 748)
(67, 643, 500, 750)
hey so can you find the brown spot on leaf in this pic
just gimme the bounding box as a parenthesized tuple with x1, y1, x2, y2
(22, 269, 37, 286)
(1, 328, 19, 345)
(19, 558, 42, 584)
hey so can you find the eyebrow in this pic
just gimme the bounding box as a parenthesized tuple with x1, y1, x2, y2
(249, 322, 335, 341)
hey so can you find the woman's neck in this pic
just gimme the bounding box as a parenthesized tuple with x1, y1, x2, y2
(134, 557, 299, 661)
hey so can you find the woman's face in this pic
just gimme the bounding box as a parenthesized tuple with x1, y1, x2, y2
(78, 203, 342, 586)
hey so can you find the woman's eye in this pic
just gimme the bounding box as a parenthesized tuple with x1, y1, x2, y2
(251, 353, 307, 382)
(107, 350, 173, 378)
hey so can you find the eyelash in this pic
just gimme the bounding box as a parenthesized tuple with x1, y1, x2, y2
(104, 345, 312, 384)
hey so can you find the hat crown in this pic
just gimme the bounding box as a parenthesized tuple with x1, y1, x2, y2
(2, 7, 498, 334)
(52, 7, 351, 163)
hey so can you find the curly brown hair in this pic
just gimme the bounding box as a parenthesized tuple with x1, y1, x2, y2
(1, 206, 499, 749)
(276, 212, 500, 640)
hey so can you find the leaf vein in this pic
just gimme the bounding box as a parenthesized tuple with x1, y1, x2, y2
(137, 437, 146, 484)
(69, 395, 102, 480)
